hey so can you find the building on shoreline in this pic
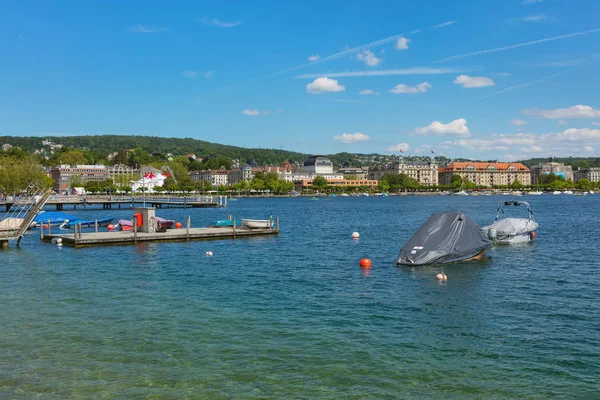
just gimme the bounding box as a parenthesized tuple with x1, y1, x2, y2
(573, 167, 600, 183)
(51, 164, 108, 192)
(530, 161, 573, 183)
(439, 162, 531, 187)
(336, 167, 369, 180)
(107, 164, 139, 184)
(368, 160, 439, 186)
(294, 178, 378, 192)
(190, 170, 229, 186)
(303, 155, 334, 174)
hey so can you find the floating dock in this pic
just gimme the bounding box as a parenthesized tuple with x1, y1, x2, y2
(42, 225, 278, 247)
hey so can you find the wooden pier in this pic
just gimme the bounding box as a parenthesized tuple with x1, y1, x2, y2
(41, 225, 278, 247)
(1, 195, 224, 212)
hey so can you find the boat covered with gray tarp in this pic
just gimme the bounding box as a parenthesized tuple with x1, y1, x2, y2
(396, 211, 492, 265)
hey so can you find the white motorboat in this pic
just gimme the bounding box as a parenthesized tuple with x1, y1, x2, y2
(454, 190, 469, 196)
(481, 200, 538, 244)
(241, 219, 274, 229)
(552, 191, 562, 195)
(529, 191, 543, 195)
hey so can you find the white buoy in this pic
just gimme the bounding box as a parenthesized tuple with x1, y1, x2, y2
(205, 251, 213, 257)
(351, 232, 360, 239)
(57, 243, 63, 247)
(436, 272, 447, 282)
(51, 237, 63, 244)
(487, 228, 497, 241)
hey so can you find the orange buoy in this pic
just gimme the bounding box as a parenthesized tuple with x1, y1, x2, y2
(359, 258, 372, 268)
(107, 224, 115, 231)
(530, 231, 536, 240)
(175, 222, 182, 229)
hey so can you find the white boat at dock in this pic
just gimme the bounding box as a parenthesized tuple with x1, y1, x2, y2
(241, 219, 274, 229)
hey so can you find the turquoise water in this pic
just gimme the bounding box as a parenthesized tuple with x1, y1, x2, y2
(1, 196, 599, 399)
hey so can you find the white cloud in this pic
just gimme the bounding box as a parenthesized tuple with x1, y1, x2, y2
(453, 75, 495, 88)
(416, 118, 470, 136)
(555, 128, 600, 141)
(242, 109, 283, 116)
(414, 144, 433, 154)
(592, 121, 600, 126)
(520, 145, 544, 152)
(128, 24, 164, 33)
(449, 133, 536, 150)
(438, 28, 600, 62)
(306, 77, 346, 94)
(557, 120, 568, 125)
(496, 72, 511, 76)
(359, 89, 379, 95)
(387, 143, 410, 152)
(522, 0, 543, 4)
(510, 119, 527, 126)
(333, 133, 370, 143)
(203, 71, 214, 79)
(390, 82, 431, 94)
(308, 55, 320, 61)
(296, 67, 468, 79)
(395, 37, 411, 50)
(198, 18, 242, 28)
(503, 153, 532, 161)
(585, 145, 594, 152)
(356, 50, 382, 67)
(446, 128, 600, 157)
(523, 105, 600, 119)
(518, 14, 547, 22)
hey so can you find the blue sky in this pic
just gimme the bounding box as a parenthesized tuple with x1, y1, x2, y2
(1, 0, 600, 160)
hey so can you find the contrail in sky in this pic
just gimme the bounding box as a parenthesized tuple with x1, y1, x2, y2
(255, 20, 457, 80)
(296, 67, 471, 79)
(197, 20, 458, 95)
(476, 62, 591, 101)
(438, 27, 600, 62)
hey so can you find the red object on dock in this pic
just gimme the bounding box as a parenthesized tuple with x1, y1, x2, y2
(175, 222, 182, 229)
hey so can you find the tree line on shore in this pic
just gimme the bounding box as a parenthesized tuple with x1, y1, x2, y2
(1, 139, 599, 195)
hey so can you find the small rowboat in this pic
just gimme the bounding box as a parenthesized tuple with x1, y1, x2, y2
(62, 217, 114, 229)
(209, 219, 236, 227)
(241, 219, 274, 229)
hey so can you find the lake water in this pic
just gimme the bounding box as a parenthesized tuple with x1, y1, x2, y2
(1, 195, 599, 399)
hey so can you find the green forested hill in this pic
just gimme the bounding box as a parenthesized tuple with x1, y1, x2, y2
(0, 135, 308, 166)
(0, 135, 391, 167)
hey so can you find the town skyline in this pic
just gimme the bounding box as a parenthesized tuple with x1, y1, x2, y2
(2, 1, 600, 160)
